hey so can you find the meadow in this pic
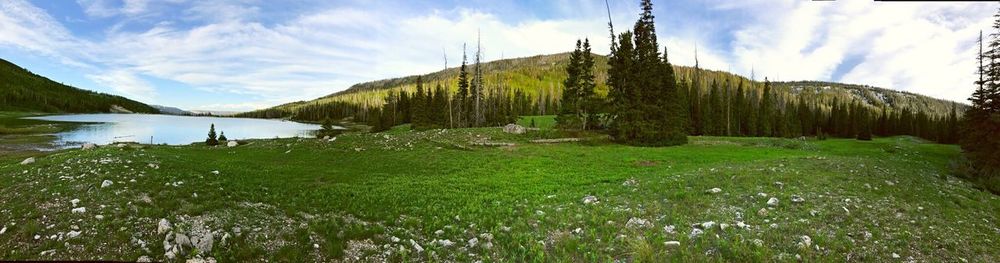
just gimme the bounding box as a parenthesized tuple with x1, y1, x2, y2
(1, 121, 998, 262)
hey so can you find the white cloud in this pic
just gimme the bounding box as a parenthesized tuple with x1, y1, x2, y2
(86, 70, 158, 102)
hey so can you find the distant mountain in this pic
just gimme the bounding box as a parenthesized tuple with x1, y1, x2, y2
(189, 110, 239, 117)
(241, 52, 964, 120)
(151, 105, 192, 115)
(0, 58, 158, 114)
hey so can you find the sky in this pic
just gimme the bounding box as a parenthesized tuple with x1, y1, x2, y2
(0, 0, 995, 112)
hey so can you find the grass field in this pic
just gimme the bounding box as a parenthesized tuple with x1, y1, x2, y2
(1, 125, 998, 262)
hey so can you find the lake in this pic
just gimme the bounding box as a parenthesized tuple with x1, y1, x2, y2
(25, 114, 323, 146)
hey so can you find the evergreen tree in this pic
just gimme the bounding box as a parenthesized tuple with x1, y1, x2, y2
(857, 109, 873, 141)
(757, 79, 773, 137)
(205, 124, 219, 146)
(962, 11, 1000, 176)
(219, 131, 228, 141)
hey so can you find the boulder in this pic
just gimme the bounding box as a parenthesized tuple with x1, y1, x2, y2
(226, 141, 238, 147)
(82, 143, 97, 150)
(71, 207, 86, 213)
(706, 188, 722, 194)
(20, 157, 35, 165)
(101, 180, 113, 188)
(791, 195, 805, 203)
(502, 124, 526, 134)
(582, 195, 599, 205)
(157, 219, 172, 234)
(767, 197, 779, 207)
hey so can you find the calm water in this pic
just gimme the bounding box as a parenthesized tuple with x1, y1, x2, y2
(26, 114, 323, 146)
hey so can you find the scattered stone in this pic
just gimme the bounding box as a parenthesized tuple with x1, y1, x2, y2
(572, 227, 583, 234)
(892, 253, 900, 259)
(767, 197, 780, 207)
(774, 181, 784, 188)
(39, 249, 56, 256)
(136, 256, 152, 262)
(71, 207, 86, 214)
(706, 188, 722, 194)
(227, 141, 238, 147)
(757, 192, 768, 197)
(211, 170, 220, 175)
(664, 241, 681, 247)
(758, 208, 769, 217)
(313, 243, 319, 249)
(0, 226, 6, 235)
(752, 239, 764, 246)
(20, 157, 35, 165)
(663, 225, 675, 234)
(582, 195, 599, 205)
(502, 124, 526, 134)
(626, 217, 652, 229)
(186, 257, 217, 263)
(410, 239, 424, 253)
(175, 233, 191, 248)
(467, 237, 479, 248)
(798, 235, 812, 248)
(390, 236, 401, 243)
(67, 231, 81, 238)
(791, 195, 805, 203)
(435, 229, 445, 235)
(810, 210, 819, 217)
(437, 239, 455, 247)
(719, 223, 730, 231)
(689, 228, 704, 238)
(157, 219, 172, 234)
(699, 221, 716, 229)
(70, 199, 80, 207)
(736, 221, 747, 229)
(82, 143, 97, 150)
(101, 180, 113, 188)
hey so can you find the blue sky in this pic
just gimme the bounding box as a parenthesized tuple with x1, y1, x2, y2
(0, 0, 994, 111)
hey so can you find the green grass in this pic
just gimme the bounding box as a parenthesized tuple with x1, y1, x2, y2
(517, 115, 557, 129)
(1, 127, 998, 262)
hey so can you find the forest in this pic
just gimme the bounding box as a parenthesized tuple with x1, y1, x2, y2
(0, 58, 158, 113)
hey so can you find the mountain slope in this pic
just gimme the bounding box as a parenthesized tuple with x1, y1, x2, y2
(0, 58, 158, 113)
(245, 53, 963, 120)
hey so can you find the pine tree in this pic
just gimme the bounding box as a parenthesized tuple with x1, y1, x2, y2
(457, 45, 470, 127)
(758, 78, 773, 137)
(857, 109, 872, 141)
(558, 40, 583, 128)
(218, 131, 228, 141)
(205, 124, 218, 146)
(962, 11, 1000, 176)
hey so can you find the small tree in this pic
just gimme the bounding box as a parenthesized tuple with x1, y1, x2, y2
(318, 118, 340, 138)
(206, 124, 219, 146)
(219, 131, 228, 141)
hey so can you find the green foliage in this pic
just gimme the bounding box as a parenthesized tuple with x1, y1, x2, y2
(206, 124, 219, 146)
(0, 59, 158, 113)
(219, 132, 229, 142)
(961, 14, 1000, 178)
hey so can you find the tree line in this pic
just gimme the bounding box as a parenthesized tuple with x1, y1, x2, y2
(962, 10, 1000, 181)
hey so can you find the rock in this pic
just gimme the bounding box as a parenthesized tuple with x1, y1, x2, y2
(437, 239, 455, 247)
(502, 124, 526, 134)
(434, 229, 445, 235)
(0, 226, 7, 235)
(71, 207, 86, 214)
(791, 195, 805, 203)
(323, 136, 330, 140)
(736, 221, 747, 229)
(689, 228, 704, 238)
(194, 234, 213, 253)
(82, 143, 97, 150)
(157, 219, 172, 234)
(798, 235, 812, 248)
(664, 241, 681, 247)
(390, 236, 400, 243)
(227, 141, 238, 147)
(137, 256, 152, 262)
(767, 197, 779, 207)
(752, 239, 764, 246)
(94, 215, 104, 220)
(20, 157, 35, 165)
(625, 217, 652, 229)
(582, 195, 599, 205)
(186, 257, 217, 263)
(719, 223, 730, 231)
(757, 192, 768, 197)
(810, 210, 819, 217)
(699, 221, 716, 229)
(175, 233, 191, 247)
(70, 199, 80, 207)
(410, 239, 424, 253)
(67, 231, 81, 238)
(892, 253, 900, 259)
(115, 143, 127, 148)
(706, 188, 722, 194)
(774, 181, 784, 188)
(572, 227, 583, 234)
(210, 170, 220, 175)
(101, 180, 113, 188)
(758, 208, 769, 217)
(467, 237, 478, 248)
(663, 225, 675, 234)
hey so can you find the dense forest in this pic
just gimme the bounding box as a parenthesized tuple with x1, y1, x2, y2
(0, 58, 158, 113)
(962, 12, 1000, 183)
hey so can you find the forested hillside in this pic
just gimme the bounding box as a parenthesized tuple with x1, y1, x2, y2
(0, 58, 158, 113)
(241, 53, 963, 122)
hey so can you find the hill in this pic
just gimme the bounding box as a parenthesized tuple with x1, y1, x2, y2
(242, 53, 963, 120)
(0, 58, 158, 113)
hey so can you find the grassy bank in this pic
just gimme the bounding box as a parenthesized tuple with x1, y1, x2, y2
(0, 127, 997, 262)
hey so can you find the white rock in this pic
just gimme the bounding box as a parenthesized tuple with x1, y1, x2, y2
(892, 253, 900, 258)
(227, 141, 239, 147)
(410, 239, 424, 253)
(20, 157, 35, 165)
(157, 219, 172, 234)
(774, 181, 784, 188)
(798, 235, 812, 248)
(664, 241, 681, 247)
(663, 225, 675, 234)
(720, 223, 730, 231)
(101, 180, 113, 188)
(70, 199, 80, 207)
(791, 195, 805, 203)
(502, 124, 526, 134)
(758, 208, 769, 216)
(700, 221, 716, 229)
(434, 229, 444, 235)
(210, 170, 220, 175)
(95, 215, 104, 220)
(582, 195, 599, 205)
(736, 221, 747, 229)
(767, 197, 779, 207)
(390, 236, 400, 243)
(136, 256, 152, 262)
(706, 188, 722, 194)
(0, 226, 6, 235)
(82, 143, 97, 150)
(752, 239, 764, 246)
(467, 237, 479, 248)
(689, 228, 704, 238)
(67, 231, 81, 238)
(71, 207, 86, 213)
(437, 239, 455, 247)
(626, 217, 652, 229)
